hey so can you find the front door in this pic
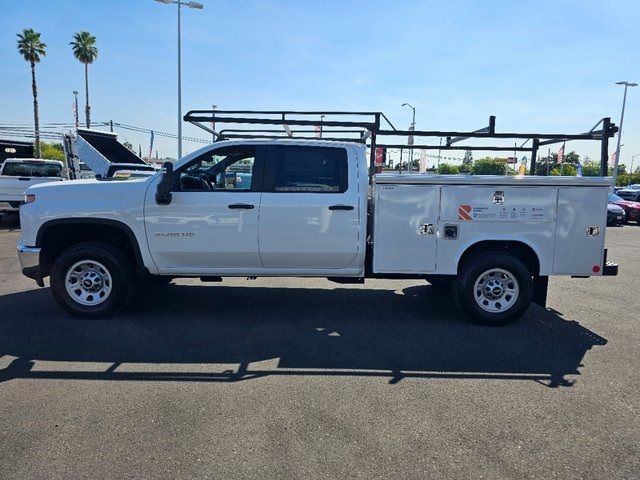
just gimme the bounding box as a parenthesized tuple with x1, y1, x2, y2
(258, 145, 360, 269)
(145, 145, 264, 273)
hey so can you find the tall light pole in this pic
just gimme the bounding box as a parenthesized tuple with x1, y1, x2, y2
(401, 103, 416, 173)
(154, 0, 204, 160)
(613, 81, 637, 186)
(72, 90, 79, 130)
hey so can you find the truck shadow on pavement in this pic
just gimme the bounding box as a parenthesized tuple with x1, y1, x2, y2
(0, 283, 607, 387)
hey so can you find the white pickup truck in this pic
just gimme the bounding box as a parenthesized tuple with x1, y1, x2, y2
(17, 133, 618, 325)
(0, 158, 64, 214)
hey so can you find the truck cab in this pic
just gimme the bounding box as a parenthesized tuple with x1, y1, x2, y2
(145, 140, 366, 275)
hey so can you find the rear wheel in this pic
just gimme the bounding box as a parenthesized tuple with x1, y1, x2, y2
(456, 252, 533, 326)
(50, 242, 135, 318)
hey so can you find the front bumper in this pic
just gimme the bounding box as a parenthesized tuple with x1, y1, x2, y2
(17, 241, 43, 285)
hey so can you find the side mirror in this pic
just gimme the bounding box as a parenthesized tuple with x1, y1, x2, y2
(156, 161, 174, 205)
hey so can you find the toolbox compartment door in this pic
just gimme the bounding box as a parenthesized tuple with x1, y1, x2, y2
(373, 184, 439, 273)
(554, 187, 607, 275)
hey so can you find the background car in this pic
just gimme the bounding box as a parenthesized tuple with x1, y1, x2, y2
(608, 193, 640, 223)
(607, 203, 626, 226)
(616, 184, 640, 201)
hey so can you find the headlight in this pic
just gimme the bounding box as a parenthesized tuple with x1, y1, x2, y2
(24, 194, 36, 204)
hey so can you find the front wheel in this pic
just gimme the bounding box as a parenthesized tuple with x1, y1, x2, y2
(50, 242, 135, 318)
(456, 252, 533, 326)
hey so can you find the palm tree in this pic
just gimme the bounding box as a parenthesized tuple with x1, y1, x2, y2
(16, 28, 46, 158)
(70, 31, 98, 128)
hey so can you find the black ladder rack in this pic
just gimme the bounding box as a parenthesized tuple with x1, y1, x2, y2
(183, 109, 618, 177)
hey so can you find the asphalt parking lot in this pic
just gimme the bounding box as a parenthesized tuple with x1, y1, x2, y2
(0, 218, 638, 480)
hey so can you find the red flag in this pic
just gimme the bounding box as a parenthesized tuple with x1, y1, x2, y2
(610, 151, 617, 164)
(557, 145, 565, 164)
(374, 147, 384, 166)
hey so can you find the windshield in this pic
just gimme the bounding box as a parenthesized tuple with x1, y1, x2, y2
(2, 162, 62, 177)
(609, 194, 624, 202)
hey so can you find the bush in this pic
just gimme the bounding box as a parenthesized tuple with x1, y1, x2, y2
(471, 158, 507, 175)
(458, 162, 472, 174)
(40, 142, 65, 162)
(438, 163, 460, 174)
(550, 164, 577, 176)
(581, 161, 601, 176)
(618, 172, 640, 186)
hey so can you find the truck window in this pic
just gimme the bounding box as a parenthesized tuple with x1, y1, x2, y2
(176, 146, 257, 191)
(267, 146, 347, 193)
(1, 162, 62, 178)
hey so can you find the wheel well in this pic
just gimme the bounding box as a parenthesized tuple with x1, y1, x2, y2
(38, 220, 143, 277)
(457, 241, 540, 276)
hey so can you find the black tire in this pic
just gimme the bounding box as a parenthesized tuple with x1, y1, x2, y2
(50, 241, 135, 318)
(456, 252, 533, 326)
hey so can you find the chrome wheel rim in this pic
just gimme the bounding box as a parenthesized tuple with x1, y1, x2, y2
(65, 260, 113, 306)
(473, 268, 519, 313)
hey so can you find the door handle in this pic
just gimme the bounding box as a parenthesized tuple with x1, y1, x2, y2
(328, 205, 354, 211)
(228, 203, 255, 209)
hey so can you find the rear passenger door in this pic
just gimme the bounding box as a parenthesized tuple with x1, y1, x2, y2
(258, 145, 360, 269)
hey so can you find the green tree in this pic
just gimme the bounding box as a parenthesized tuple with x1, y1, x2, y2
(563, 151, 580, 164)
(581, 161, 601, 176)
(458, 162, 472, 174)
(40, 142, 65, 161)
(16, 28, 46, 159)
(550, 164, 577, 176)
(472, 158, 507, 175)
(437, 163, 460, 174)
(70, 31, 98, 128)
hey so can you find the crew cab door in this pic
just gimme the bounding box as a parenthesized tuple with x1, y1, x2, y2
(144, 145, 264, 272)
(258, 145, 360, 269)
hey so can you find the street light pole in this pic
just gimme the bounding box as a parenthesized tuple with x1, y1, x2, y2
(155, 0, 204, 160)
(72, 90, 79, 130)
(401, 103, 416, 173)
(613, 81, 637, 186)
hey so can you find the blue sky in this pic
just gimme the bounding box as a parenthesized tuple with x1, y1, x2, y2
(1, 0, 639, 167)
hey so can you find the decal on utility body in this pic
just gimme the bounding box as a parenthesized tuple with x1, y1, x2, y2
(458, 205, 547, 222)
(458, 205, 473, 220)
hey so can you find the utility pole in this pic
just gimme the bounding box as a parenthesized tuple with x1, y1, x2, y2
(402, 103, 416, 173)
(73, 91, 79, 130)
(613, 81, 637, 186)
